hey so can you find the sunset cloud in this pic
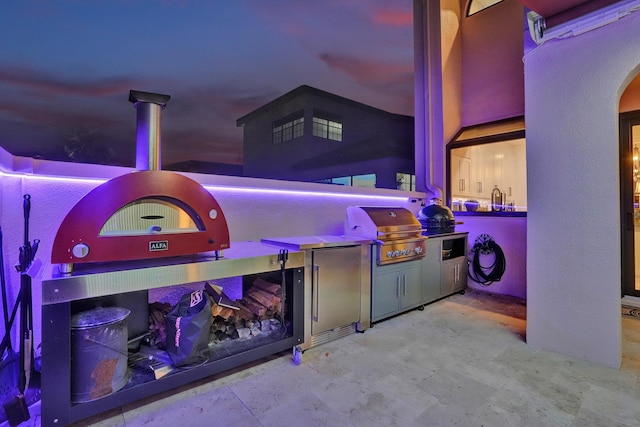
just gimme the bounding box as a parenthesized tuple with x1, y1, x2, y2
(318, 53, 412, 87)
(371, 8, 413, 27)
(0, 1, 413, 166)
(0, 66, 135, 98)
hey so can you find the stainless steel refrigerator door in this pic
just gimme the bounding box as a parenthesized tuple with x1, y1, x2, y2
(311, 245, 361, 335)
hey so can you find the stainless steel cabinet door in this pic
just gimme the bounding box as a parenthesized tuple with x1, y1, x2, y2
(371, 269, 402, 321)
(399, 264, 422, 309)
(421, 239, 441, 304)
(311, 246, 361, 335)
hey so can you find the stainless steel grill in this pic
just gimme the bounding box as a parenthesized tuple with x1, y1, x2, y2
(344, 206, 426, 265)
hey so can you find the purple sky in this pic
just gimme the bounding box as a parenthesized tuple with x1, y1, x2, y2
(0, 1, 413, 167)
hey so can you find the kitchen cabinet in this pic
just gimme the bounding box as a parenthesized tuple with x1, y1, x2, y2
(370, 233, 468, 323)
(311, 246, 362, 339)
(261, 235, 371, 350)
(371, 260, 422, 322)
(420, 233, 468, 299)
(439, 234, 468, 297)
(511, 144, 527, 208)
(441, 257, 467, 295)
(451, 153, 472, 197)
(471, 147, 483, 197)
(492, 151, 504, 190)
(421, 238, 441, 304)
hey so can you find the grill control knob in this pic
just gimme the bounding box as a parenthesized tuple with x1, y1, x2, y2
(394, 250, 401, 257)
(386, 251, 394, 258)
(415, 246, 423, 254)
(72, 243, 90, 259)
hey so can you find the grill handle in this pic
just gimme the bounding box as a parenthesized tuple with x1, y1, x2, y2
(312, 264, 319, 322)
(376, 229, 422, 237)
(419, 223, 464, 233)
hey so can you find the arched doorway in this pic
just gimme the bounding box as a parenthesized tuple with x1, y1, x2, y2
(619, 73, 640, 372)
(620, 74, 640, 299)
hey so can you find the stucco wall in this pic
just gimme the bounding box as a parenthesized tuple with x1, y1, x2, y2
(456, 215, 526, 299)
(0, 152, 425, 350)
(524, 10, 640, 368)
(460, 0, 524, 127)
(441, 0, 463, 143)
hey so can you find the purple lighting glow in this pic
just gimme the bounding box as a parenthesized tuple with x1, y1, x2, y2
(0, 170, 414, 202)
(203, 185, 411, 201)
(0, 170, 108, 185)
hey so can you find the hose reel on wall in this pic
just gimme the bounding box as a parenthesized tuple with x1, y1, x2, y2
(468, 234, 506, 286)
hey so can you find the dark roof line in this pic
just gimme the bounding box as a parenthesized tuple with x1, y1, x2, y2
(237, 85, 412, 126)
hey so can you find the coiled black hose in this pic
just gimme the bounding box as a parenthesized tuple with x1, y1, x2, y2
(468, 235, 506, 286)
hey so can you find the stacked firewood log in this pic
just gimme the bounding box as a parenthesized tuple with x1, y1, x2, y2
(209, 277, 282, 342)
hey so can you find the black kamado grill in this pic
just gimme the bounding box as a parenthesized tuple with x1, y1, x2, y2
(418, 199, 458, 235)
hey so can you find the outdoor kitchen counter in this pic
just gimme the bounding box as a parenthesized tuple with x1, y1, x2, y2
(38, 240, 307, 426)
(261, 234, 373, 249)
(261, 234, 373, 349)
(40, 240, 306, 304)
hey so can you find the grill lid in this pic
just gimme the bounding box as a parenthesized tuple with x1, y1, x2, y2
(345, 207, 422, 240)
(418, 202, 456, 235)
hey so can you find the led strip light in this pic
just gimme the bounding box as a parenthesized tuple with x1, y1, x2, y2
(0, 169, 415, 202)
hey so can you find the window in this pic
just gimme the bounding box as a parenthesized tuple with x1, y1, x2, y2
(352, 174, 375, 188)
(448, 117, 526, 212)
(396, 173, 416, 191)
(320, 176, 351, 186)
(317, 174, 376, 189)
(466, 0, 505, 17)
(273, 111, 304, 145)
(313, 110, 342, 142)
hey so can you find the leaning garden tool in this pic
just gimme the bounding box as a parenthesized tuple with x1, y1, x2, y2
(0, 226, 19, 402)
(3, 195, 37, 426)
(18, 195, 34, 394)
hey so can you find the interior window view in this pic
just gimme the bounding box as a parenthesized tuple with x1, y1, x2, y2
(449, 138, 527, 212)
(447, 117, 527, 212)
(1, 1, 640, 426)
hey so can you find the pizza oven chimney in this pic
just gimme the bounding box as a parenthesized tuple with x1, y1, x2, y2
(128, 90, 171, 171)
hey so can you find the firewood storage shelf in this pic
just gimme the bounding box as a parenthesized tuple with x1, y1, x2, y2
(37, 241, 305, 427)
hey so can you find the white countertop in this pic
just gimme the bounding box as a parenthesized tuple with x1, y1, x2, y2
(261, 235, 372, 250)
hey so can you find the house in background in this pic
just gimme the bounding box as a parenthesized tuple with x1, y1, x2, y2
(237, 85, 416, 190)
(163, 159, 243, 176)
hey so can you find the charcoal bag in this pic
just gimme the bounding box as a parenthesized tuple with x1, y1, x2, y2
(165, 290, 212, 367)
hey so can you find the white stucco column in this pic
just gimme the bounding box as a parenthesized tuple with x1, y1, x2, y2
(414, 0, 445, 199)
(524, 10, 640, 368)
